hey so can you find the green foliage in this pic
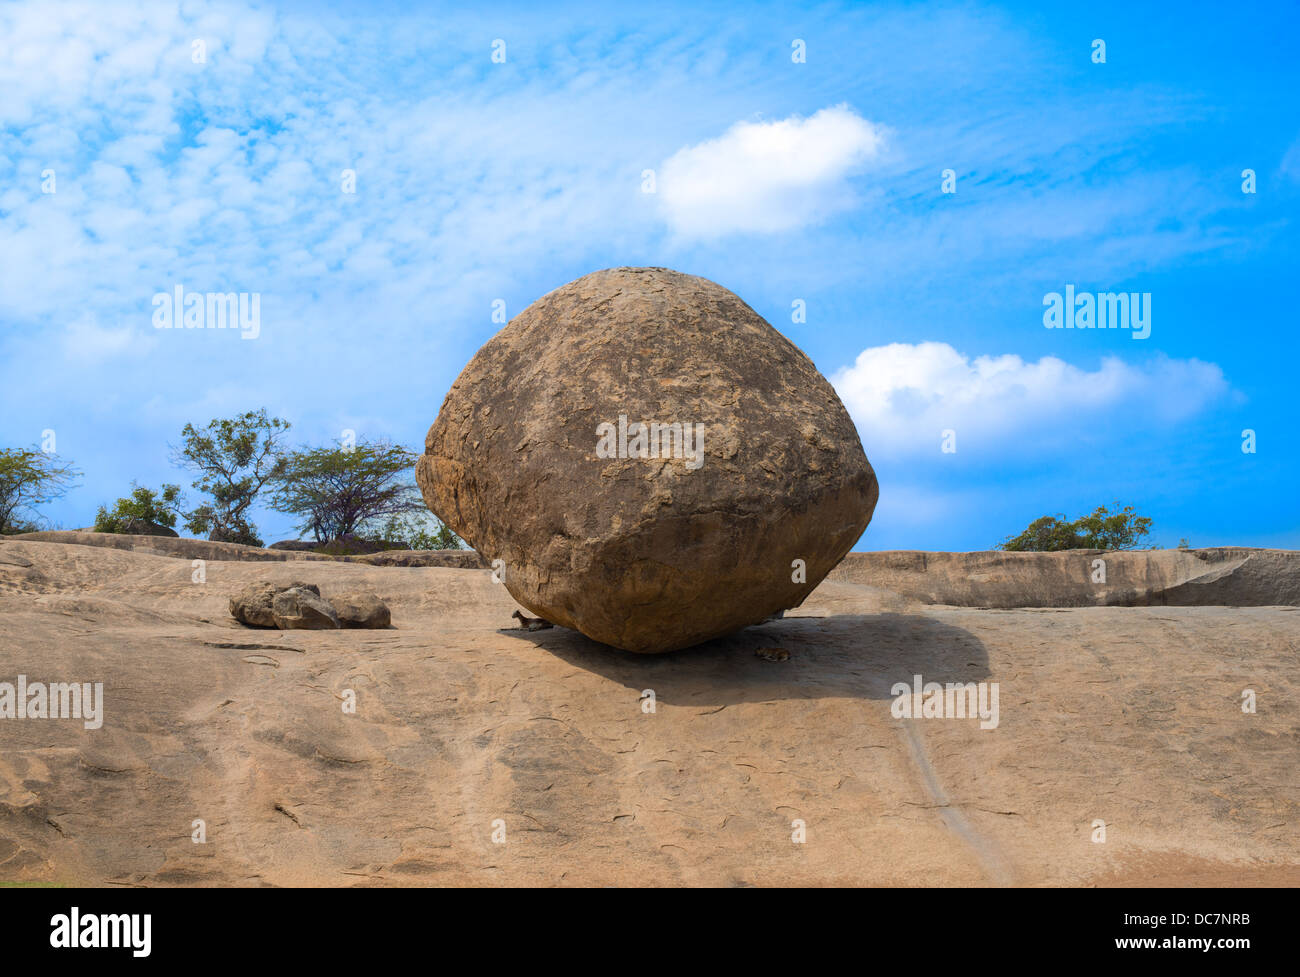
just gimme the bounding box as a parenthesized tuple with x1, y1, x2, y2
(93, 484, 183, 533)
(420, 523, 465, 551)
(174, 409, 290, 546)
(0, 446, 80, 534)
(376, 511, 465, 550)
(269, 438, 426, 542)
(999, 503, 1154, 552)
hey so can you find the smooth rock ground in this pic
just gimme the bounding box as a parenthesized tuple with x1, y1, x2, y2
(1, 536, 1296, 887)
(417, 267, 878, 654)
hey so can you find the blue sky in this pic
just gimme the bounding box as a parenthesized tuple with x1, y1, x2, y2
(1, 0, 1297, 550)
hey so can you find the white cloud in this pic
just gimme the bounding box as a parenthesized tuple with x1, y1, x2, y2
(831, 342, 1230, 457)
(658, 105, 886, 238)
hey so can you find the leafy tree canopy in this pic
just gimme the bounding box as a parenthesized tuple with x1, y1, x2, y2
(376, 511, 465, 551)
(999, 503, 1154, 552)
(0, 446, 80, 534)
(174, 409, 290, 546)
(93, 483, 183, 533)
(269, 438, 426, 543)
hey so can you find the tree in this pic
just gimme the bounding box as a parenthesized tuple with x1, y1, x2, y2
(376, 511, 465, 550)
(94, 484, 184, 533)
(999, 503, 1154, 551)
(0, 447, 80, 534)
(268, 438, 427, 542)
(174, 409, 290, 547)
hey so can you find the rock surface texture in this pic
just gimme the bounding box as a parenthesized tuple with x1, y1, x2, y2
(272, 587, 341, 630)
(118, 519, 179, 538)
(416, 267, 878, 653)
(229, 581, 365, 630)
(228, 580, 298, 628)
(11, 531, 486, 568)
(1, 537, 1297, 887)
(828, 548, 1300, 608)
(329, 591, 391, 629)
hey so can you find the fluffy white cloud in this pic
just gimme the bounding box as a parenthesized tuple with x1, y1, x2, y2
(658, 105, 886, 237)
(831, 342, 1230, 457)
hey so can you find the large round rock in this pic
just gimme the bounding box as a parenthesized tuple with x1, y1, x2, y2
(416, 267, 878, 653)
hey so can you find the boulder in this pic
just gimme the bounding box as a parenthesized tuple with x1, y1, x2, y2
(230, 581, 286, 628)
(313, 535, 410, 556)
(416, 267, 878, 653)
(229, 581, 339, 630)
(107, 518, 179, 538)
(350, 549, 487, 569)
(270, 537, 414, 555)
(271, 587, 341, 630)
(328, 591, 391, 629)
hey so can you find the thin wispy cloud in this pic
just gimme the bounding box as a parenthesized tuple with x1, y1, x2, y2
(0, 0, 1293, 548)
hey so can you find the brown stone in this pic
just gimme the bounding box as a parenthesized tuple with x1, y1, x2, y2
(230, 581, 281, 628)
(328, 591, 391, 629)
(119, 518, 179, 538)
(229, 581, 332, 629)
(271, 587, 340, 630)
(416, 267, 878, 653)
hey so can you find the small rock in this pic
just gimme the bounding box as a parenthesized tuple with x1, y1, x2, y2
(230, 582, 279, 628)
(229, 581, 327, 629)
(271, 587, 341, 630)
(328, 591, 391, 629)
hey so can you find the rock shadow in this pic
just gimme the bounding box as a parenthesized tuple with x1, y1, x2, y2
(506, 612, 990, 707)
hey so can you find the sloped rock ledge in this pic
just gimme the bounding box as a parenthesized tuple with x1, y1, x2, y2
(8, 533, 1295, 607)
(6, 531, 487, 569)
(829, 548, 1300, 607)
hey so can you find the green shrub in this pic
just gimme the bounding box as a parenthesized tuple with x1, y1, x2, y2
(999, 503, 1153, 551)
(93, 484, 183, 533)
(377, 512, 465, 550)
